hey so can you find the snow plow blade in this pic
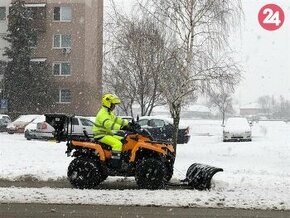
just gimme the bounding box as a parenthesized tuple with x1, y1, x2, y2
(182, 163, 223, 190)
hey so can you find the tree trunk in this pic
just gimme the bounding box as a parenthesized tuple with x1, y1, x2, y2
(170, 103, 181, 154)
(172, 114, 180, 154)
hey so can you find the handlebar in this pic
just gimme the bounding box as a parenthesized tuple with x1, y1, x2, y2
(121, 126, 153, 141)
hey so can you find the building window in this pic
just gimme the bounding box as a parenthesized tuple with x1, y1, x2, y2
(53, 62, 71, 76)
(59, 89, 71, 103)
(0, 7, 6, 21)
(53, 34, 71, 48)
(54, 6, 71, 21)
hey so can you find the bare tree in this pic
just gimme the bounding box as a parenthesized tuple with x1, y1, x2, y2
(104, 7, 166, 116)
(138, 0, 243, 151)
(257, 95, 272, 117)
(257, 95, 290, 120)
(271, 95, 290, 119)
(206, 80, 235, 125)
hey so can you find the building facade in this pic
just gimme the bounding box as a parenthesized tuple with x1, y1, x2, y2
(0, 0, 10, 113)
(239, 102, 263, 120)
(0, 0, 10, 61)
(6, 0, 103, 116)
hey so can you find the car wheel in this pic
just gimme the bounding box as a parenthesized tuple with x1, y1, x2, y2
(24, 130, 31, 140)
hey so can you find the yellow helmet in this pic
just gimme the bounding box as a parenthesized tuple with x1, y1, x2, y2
(102, 93, 121, 108)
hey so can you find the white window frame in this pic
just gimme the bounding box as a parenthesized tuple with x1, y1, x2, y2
(53, 6, 72, 22)
(0, 7, 6, 21)
(53, 62, 71, 76)
(53, 34, 71, 49)
(58, 89, 72, 103)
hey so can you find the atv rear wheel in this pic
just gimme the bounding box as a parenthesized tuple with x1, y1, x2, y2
(135, 158, 166, 189)
(67, 157, 102, 189)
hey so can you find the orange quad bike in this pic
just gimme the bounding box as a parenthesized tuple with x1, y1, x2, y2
(45, 114, 223, 190)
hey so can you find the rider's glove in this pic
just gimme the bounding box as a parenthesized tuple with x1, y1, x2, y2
(121, 122, 134, 132)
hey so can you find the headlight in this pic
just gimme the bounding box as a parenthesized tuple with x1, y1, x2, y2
(245, 131, 251, 134)
(223, 131, 229, 134)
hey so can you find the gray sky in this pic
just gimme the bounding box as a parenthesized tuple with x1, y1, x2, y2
(232, 0, 290, 105)
(106, 0, 290, 106)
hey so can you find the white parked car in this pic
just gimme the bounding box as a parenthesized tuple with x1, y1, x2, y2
(24, 115, 94, 140)
(0, 114, 12, 132)
(24, 115, 49, 140)
(7, 114, 40, 134)
(223, 117, 252, 142)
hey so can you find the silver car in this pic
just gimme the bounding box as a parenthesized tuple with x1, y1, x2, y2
(223, 117, 252, 142)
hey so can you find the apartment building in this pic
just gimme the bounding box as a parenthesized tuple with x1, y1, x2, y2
(0, 0, 10, 62)
(7, 0, 103, 116)
(0, 0, 10, 113)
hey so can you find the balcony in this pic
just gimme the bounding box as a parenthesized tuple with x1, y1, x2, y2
(25, 4, 47, 32)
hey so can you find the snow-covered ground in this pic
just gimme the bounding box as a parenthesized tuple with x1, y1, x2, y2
(0, 119, 289, 210)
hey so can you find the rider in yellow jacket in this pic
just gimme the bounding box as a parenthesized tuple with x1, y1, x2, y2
(93, 93, 129, 168)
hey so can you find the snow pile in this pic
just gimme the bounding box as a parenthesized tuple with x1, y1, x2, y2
(0, 184, 288, 210)
(0, 120, 289, 209)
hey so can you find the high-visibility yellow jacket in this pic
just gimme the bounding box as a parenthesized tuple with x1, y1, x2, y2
(92, 106, 128, 138)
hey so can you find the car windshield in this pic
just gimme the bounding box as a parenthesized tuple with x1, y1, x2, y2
(148, 119, 165, 128)
(226, 118, 249, 127)
(138, 119, 148, 127)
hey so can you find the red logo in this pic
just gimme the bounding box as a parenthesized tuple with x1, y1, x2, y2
(258, 4, 284, 31)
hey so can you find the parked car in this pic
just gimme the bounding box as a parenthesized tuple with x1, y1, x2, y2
(137, 116, 190, 144)
(24, 115, 48, 140)
(0, 114, 12, 123)
(24, 115, 94, 140)
(223, 117, 252, 142)
(7, 114, 40, 134)
(0, 114, 12, 132)
(0, 119, 7, 132)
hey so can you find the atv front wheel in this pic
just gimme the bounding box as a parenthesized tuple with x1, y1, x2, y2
(165, 165, 174, 182)
(67, 157, 102, 189)
(135, 158, 166, 189)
